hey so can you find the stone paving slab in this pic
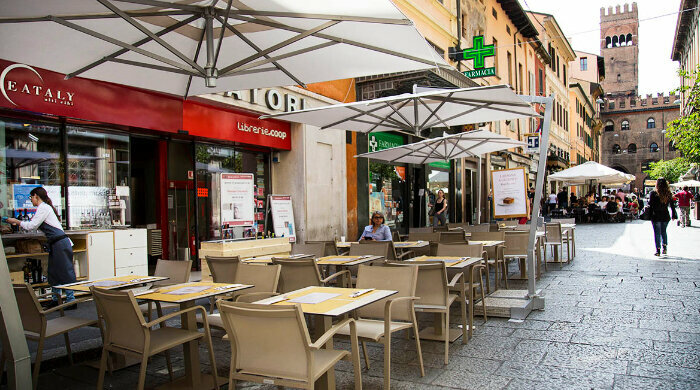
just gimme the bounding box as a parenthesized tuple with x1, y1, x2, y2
(4, 220, 699, 390)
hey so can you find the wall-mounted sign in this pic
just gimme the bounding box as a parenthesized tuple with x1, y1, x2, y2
(449, 36, 496, 79)
(524, 133, 540, 154)
(491, 168, 529, 219)
(368, 132, 404, 153)
(220, 173, 255, 226)
(223, 88, 307, 113)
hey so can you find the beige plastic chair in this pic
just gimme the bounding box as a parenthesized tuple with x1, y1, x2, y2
(432, 225, 448, 232)
(438, 231, 466, 244)
(468, 231, 507, 291)
(434, 243, 488, 336)
(503, 232, 530, 283)
(205, 255, 240, 283)
(409, 227, 433, 234)
(272, 257, 350, 293)
(544, 222, 570, 267)
(350, 242, 390, 259)
(12, 283, 95, 390)
(217, 301, 362, 390)
(305, 240, 340, 256)
(386, 261, 466, 364)
(358, 240, 412, 261)
(92, 287, 218, 390)
(462, 224, 490, 233)
(336, 265, 424, 389)
(555, 218, 576, 258)
(140, 259, 192, 321)
(204, 263, 282, 330)
(291, 242, 326, 258)
(407, 232, 439, 256)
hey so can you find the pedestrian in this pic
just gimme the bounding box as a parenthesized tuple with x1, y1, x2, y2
(547, 191, 557, 215)
(6, 187, 76, 308)
(649, 178, 677, 256)
(570, 192, 577, 206)
(432, 189, 448, 226)
(675, 186, 693, 227)
(557, 188, 568, 210)
(360, 211, 392, 241)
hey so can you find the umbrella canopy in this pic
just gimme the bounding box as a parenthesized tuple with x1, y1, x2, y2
(0, 0, 446, 96)
(355, 129, 526, 164)
(262, 84, 539, 135)
(547, 161, 635, 185)
(671, 179, 700, 188)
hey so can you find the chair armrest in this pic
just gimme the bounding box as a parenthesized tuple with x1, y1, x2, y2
(143, 305, 207, 328)
(447, 272, 464, 288)
(321, 270, 352, 287)
(396, 249, 414, 260)
(42, 297, 91, 315)
(234, 292, 279, 303)
(384, 296, 419, 322)
(310, 318, 355, 350)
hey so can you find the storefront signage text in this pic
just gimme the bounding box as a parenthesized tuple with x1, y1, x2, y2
(449, 36, 496, 79)
(1, 63, 75, 107)
(236, 122, 288, 140)
(368, 132, 404, 152)
(223, 88, 307, 113)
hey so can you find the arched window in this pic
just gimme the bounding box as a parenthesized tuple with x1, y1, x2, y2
(619, 34, 626, 46)
(621, 120, 630, 130)
(612, 144, 621, 154)
(647, 118, 656, 128)
(650, 143, 659, 153)
(612, 35, 619, 47)
(606, 36, 612, 48)
(626, 33, 633, 45)
(605, 120, 614, 132)
(628, 143, 637, 153)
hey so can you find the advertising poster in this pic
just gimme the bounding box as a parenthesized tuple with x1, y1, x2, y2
(12, 184, 62, 218)
(270, 195, 296, 242)
(491, 167, 529, 219)
(220, 173, 255, 226)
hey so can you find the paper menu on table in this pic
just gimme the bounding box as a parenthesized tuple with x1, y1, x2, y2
(164, 285, 211, 295)
(87, 280, 124, 287)
(289, 292, 341, 304)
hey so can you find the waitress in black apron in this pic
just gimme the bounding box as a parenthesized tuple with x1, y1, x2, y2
(7, 187, 76, 308)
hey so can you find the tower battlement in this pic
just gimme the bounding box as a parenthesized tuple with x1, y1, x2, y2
(600, 3, 638, 20)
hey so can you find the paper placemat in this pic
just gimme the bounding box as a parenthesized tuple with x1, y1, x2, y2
(271, 287, 377, 314)
(164, 285, 211, 295)
(288, 292, 340, 304)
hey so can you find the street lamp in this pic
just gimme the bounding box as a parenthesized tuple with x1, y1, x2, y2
(661, 129, 667, 160)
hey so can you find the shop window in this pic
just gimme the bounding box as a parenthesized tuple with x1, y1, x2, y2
(195, 144, 269, 241)
(621, 120, 630, 130)
(628, 143, 637, 153)
(649, 143, 659, 153)
(369, 162, 406, 230)
(66, 126, 130, 229)
(1, 118, 65, 226)
(612, 144, 621, 154)
(647, 117, 656, 128)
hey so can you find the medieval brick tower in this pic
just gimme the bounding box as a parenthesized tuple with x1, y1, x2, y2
(600, 3, 639, 96)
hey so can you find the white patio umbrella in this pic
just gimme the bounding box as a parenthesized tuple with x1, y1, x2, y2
(547, 161, 635, 185)
(262, 84, 539, 135)
(0, 0, 446, 96)
(671, 179, 700, 188)
(355, 129, 527, 163)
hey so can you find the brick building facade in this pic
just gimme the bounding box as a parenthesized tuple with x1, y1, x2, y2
(599, 3, 681, 190)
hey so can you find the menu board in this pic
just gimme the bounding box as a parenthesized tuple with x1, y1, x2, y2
(220, 173, 255, 226)
(269, 195, 296, 242)
(491, 168, 528, 219)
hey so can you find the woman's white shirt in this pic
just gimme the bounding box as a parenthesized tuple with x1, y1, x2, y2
(20, 203, 63, 231)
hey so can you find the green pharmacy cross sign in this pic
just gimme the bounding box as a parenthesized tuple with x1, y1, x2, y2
(451, 35, 496, 79)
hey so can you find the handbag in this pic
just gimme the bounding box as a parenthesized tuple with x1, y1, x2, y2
(639, 206, 652, 221)
(428, 206, 435, 217)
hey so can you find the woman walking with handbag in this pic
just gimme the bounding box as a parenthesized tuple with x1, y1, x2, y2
(649, 178, 677, 256)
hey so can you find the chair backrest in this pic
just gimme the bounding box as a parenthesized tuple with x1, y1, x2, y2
(502, 220, 519, 227)
(557, 218, 575, 225)
(12, 284, 44, 334)
(153, 259, 191, 286)
(514, 224, 531, 231)
(291, 242, 326, 258)
(432, 225, 448, 232)
(205, 255, 240, 284)
(409, 227, 433, 234)
(391, 230, 401, 242)
(234, 263, 281, 294)
(271, 257, 321, 293)
(435, 243, 485, 258)
(355, 265, 417, 322)
(217, 301, 311, 382)
(489, 223, 500, 232)
(407, 232, 440, 242)
(469, 231, 505, 242)
(350, 241, 392, 260)
(438, 231, 466, 243)
(447, 222, 470, 230)
(386, 262, 447, 307)
(91, 287, 146, 354)
(504, 232, 529, 256)
(304, 240, 339, 256)
(545, 223, 563, 243)
(463, 224, 490, 233)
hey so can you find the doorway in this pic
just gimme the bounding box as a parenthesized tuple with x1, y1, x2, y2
(167, 141, 196, 262)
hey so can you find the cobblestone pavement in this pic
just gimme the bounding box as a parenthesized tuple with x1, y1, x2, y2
(10, 219, 700, 389)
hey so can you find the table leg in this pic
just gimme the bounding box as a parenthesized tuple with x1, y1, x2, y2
(181, 301, 201, 388)
(314, 316, 336, 390)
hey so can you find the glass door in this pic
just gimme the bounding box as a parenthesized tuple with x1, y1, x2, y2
(167, 141, 195, 261)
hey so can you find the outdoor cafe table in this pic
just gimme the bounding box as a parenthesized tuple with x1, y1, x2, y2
(335, 240, 430, 249)
(137, 282, 253, 390)
(407, 256, 484, 340)
(241, 253, 310, 263)
(255, 286, 396, 389)
(467, 240, 504, 293)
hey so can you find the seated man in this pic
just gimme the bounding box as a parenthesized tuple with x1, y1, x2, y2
(597, 196, 609, 210)
(605, 198, 623, 222)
